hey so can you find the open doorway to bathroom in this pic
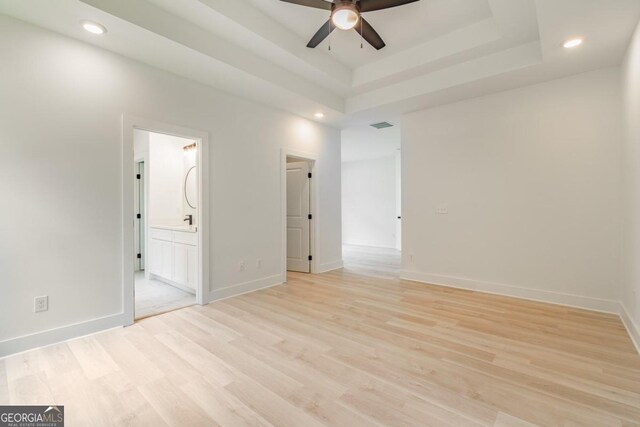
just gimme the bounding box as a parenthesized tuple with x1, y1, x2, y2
(133, 129, 198, 319)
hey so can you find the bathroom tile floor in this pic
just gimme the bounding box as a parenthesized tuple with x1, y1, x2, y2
(135, 271, 195, 319)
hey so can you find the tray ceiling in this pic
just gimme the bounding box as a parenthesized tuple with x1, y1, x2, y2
(0, 0, 638, 127)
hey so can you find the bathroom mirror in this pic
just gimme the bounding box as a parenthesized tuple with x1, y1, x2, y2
(184, 166, 197, 209)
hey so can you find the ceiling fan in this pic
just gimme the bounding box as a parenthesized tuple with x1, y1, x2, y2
(280, 0, 420, 50)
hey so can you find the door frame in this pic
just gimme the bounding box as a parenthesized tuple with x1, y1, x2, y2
(122, 115, 210, 326)
(281, 148, 319, 281)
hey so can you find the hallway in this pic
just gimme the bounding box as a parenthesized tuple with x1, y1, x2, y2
(342, 244, 400, 279)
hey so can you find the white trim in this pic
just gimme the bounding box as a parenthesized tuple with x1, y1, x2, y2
(400, 270, 621, 314)
(208, 275, 283, 302)
(148, 273, 197, 295)
(122, 115, 211, 325)
(318, 260, 344, 273)
(620, 304, 640, 354)
(280, 148, 320, 281)
(0, 313, 125, 358)
(343, 239, 398, 249)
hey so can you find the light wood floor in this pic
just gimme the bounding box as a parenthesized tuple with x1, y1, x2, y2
(343, 244, 401, 279)
(2, 268, 639, 426)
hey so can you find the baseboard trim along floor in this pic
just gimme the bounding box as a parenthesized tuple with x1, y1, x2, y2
(0, 312, 126, 359)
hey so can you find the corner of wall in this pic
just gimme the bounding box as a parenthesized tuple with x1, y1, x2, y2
(620, 303, 640, 354)
(206, 274, 283, 304)
(318, 259, 344, 273)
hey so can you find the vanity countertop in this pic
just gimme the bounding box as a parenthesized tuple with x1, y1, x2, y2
(150, 224, 197, 233)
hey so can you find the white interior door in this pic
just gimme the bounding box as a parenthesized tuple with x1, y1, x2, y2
(287, 161, 311, 273)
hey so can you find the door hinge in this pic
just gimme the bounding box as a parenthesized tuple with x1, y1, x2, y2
(308, 214, 312, 220)
(136, 213, 141, 219)
(308, 255, 312, 261)
(137, 253, 141, 259)
(308, 172, 312, 178)
(136, 174, 141, 179)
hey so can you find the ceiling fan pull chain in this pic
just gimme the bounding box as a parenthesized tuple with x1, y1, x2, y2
(360, 17, 363, 48)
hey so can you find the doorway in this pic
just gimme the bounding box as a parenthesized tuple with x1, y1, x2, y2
(133, 130, 198, 319)
(281, 149, 319, 280)
(286, 159, 311, 273)
(123, 116, 210, 326)
(341, 125, 401, 278)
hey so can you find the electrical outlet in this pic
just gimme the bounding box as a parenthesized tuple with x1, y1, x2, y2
(239, 261, 246, 272)
(256, 258, 262, 268)
(34, 296, 48, 313)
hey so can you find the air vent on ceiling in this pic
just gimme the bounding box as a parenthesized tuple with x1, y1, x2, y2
(370, 122, 394, 129)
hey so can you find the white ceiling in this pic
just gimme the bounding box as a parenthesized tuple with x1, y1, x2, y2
(244, 0, 494, 68)
(0, 0, 638, 128)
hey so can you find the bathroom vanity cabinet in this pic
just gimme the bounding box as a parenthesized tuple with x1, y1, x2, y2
(148, 226, 198, 293)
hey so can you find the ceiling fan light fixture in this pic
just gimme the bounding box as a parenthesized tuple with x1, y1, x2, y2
(332, 5, 359, 30)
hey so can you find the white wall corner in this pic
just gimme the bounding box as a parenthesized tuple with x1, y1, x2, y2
(0, 313, 126, 359)
(400, 270, 621, 314)
(620, 303, 640, 354)
(318, 260, 344, 273)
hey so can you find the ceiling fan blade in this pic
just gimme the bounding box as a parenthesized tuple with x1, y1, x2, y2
(280, 0, 332, 10)
(356, 17, 385, 50)
(307, 20, 336, 48)
(358, 0, 419, 13)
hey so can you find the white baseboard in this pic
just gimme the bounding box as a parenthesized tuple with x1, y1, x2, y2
(206, 274, 283, 303)
(149, 273, 196, 295)
(400, 270, 620, 314)
(343, 240, 397, 249)
(317, 259, 344, 273)
(0, 313, 126, 359)
(620, 304, 640, 354)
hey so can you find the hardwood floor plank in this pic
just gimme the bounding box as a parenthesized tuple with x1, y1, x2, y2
(139, 377, 216, 427)
(2, 247, 639, 425)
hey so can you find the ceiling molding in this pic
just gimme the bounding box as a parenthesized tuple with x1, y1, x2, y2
(0, 0, 638, 127)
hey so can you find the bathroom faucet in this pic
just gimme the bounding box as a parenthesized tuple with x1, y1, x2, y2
(184, 214, 193, 226)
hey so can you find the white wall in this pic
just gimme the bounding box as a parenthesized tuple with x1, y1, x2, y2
(146, 132, 194, 226)
(342, 156, 397, 248)
(341, 124, 401, 249)
(342, 125, 400, 163)
(621, 19, 640, 347)
(402, 67, 623, 311)
(0, 16, 341, 356)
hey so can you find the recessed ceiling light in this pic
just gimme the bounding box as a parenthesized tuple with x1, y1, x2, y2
(314, 112, 324, 119)
(81, 20, 107, 35)
(563, 37, 583, 49)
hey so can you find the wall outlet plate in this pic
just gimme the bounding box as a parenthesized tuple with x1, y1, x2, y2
(34, 296, 48, 313)
(436, 205, 449, 214)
